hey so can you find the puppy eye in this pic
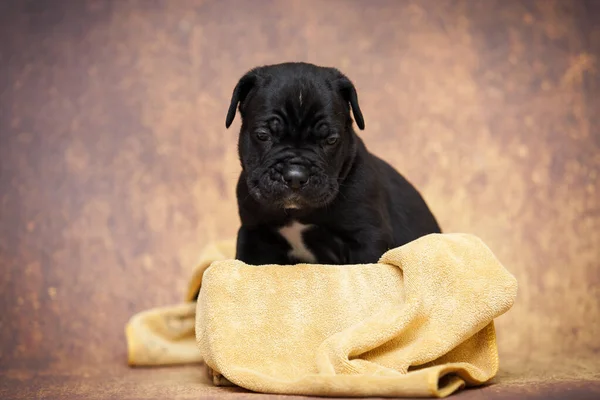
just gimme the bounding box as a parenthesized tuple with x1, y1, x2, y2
(325, 135, 339, 145)
(269, 118, 281, 132)
(317, 123, 329, 135)
(256, 130, 270, 141)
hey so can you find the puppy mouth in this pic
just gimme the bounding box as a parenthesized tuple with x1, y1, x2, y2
(283, 196, 301, 209)
(247, 171, 337, 210)
(282, 191, 319, 210)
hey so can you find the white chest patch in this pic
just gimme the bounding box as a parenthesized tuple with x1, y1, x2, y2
(278, 221, 316, 263)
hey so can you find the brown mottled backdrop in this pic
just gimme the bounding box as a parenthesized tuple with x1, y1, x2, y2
(0, 0, 599, 399)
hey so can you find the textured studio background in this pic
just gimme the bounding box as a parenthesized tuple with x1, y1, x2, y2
(0, 0, 599, 397)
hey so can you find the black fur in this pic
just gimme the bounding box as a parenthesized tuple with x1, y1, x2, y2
(227, 62, 441, 265)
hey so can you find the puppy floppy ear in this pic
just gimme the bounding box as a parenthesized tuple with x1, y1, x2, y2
(335, 75, 365, 130)
(225, 70, 259, 128)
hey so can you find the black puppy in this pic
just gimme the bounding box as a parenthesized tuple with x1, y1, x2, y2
(226, 62, 441, 265)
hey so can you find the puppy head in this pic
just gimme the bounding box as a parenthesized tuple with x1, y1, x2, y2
(226, 62, 365, 210)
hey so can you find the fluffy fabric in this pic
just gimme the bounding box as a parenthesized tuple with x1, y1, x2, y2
(126, 233, 517, 398)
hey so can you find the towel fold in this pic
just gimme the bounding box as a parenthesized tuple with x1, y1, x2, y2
(126, 233, 517, 398)
(126, 240, 234, 366)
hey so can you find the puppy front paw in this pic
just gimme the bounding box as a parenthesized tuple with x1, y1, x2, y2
(206, 365, 235, 387)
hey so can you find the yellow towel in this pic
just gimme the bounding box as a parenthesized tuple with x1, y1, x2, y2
(126, 240, 234, 366)
(126, 233, 517, 398)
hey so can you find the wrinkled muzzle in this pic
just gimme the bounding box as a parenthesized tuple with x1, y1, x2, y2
(247, 153, 339, 209)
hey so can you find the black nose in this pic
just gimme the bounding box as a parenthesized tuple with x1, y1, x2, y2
(282, 165, 309, 189)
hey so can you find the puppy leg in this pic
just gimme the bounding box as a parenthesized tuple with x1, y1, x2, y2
(347, 232, 392, 264)
(302, 226, 349, 264)
(235, 226, 291, 265)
